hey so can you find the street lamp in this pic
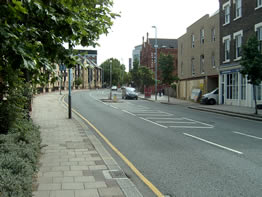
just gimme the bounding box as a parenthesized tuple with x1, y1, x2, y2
(152, 26, 158, 101)
(110, 59, 112, 100)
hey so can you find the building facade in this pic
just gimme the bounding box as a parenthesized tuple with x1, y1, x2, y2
(140, 33, 178, 93)
(219, 0, 262, 107)
(132, 45, 142, 66)
(178, 13, 220, 100)
(38, 50, 102, 93)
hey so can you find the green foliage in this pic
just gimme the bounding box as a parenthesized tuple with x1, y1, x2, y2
(0, 120, 41, 197)
(139, 66, 155, 88)
(240, 35, 262, 114)
(74, 77, 82, 87)
(130, 59, 141, 88)
(100, 58, 126, 86)
(240, 36, 262, 86)
(159, 53, 179, 86)
(0, 0, 118, 95)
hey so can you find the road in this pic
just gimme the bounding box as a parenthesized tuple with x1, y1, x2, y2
(66, 89, 262, 197)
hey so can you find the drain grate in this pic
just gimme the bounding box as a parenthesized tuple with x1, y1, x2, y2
(109, 170, 127, 179)
(103, 170, 128, 179)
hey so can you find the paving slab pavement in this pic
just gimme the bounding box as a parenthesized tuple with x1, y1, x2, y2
(32, 92, 143, 197)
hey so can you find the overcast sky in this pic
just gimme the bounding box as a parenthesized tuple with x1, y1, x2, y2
(80, 0, 219, 71)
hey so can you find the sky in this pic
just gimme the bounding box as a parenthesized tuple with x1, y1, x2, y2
(78, 0, 219, 71)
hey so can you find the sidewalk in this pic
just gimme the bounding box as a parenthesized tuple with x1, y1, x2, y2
(139, 93, 262, 121)
(32, 92, 143, 197)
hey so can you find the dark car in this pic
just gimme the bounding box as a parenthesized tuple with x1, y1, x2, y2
(122, 87, 138, 100)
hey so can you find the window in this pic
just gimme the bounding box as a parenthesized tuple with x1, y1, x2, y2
(241, 75, 246, 100)
(254, 84, 262, 100)
(181, 62, 183, 75)
(191, 58, 195, 75)
(257, 26, 262, 52)
(257, 0, 262, 7)
(224, 5, 230, 24)
(191, 34, 195, 48)
(233, 31, 243, 59)
(227, 73, 238, 99)
(235, 0, 242, 18)
(200, 29, 204, 44)
(211, 28, 215, 42)
(211, 54, 216, 68)
(235, 34, 242, 58)
(224, 38, 230, 61)
(200, 55, 204, 73)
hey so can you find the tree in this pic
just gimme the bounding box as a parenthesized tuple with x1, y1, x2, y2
(130, 58, 141, 88)
(0, 0, 118, 91)
(100, 58, 126, 87)
(139, 66, 155, 92)
(240, 36, 262, 114)
(159, 53, 179, 102)
(0, 0, 118, 133)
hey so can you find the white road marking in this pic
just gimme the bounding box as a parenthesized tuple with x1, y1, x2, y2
(233, 131, 262, 140)
(183, 133, 243, 155)
(139, 117, 168, 128)
(122, 110, 136, 116)
(146, 117, 184, 120)
(135, 114, 173, 117)
(183, 117, 214, 128)
(156, 121, 196, 124)
(171, 126, 213, 128)
(110, 105, 119, 110)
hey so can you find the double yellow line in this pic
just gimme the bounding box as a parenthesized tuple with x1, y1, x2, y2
(62, 96, 164, 197)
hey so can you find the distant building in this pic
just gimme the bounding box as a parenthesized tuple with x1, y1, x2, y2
(140, 33, 178, 93)
(218, 0, 262, 107)
(178, 12, 220, 101)
(129, 58, 132, 71)
(132, 45, 142, 66)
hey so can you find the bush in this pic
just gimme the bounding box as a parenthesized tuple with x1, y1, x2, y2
(0, 119, 41, 197)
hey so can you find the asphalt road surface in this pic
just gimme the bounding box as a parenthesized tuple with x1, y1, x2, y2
(66, 89, 262, 197)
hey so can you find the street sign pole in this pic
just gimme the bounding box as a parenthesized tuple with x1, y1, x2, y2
(68, 68, 72, 119)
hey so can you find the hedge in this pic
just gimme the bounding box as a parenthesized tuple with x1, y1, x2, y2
(0, 119, 41, 197)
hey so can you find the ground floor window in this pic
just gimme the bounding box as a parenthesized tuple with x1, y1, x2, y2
(254, 83, 262, 100)
(227, 72, 238, 99)
(241, 75, 246, 100)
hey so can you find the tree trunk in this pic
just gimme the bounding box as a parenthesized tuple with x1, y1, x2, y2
(168, 87, 170, 103)
(253, 84, 258, 115)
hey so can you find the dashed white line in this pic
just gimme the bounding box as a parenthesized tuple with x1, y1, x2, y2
(233, 131, 262, 140)
(171, 126, 213, 128)
(146, 117, 184, 120)
(110, 105, 119, 110)
(139, 117, 168, 128)
(183, 133, 243, 155)
(122, 110, 136, 116)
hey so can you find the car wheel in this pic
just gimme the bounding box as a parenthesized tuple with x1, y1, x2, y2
(136, 97, 138, 100)
(208, 99, 216, 105)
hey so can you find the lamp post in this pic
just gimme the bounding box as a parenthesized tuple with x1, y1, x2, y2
(110, 59, 112, 100)
(152, 26, 158, 101)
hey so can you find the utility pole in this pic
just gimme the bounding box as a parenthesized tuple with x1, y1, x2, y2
(109, 59, 112, 100)
(68, 42, 72, 119)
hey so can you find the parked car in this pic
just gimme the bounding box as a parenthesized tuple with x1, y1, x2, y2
(200, 88, 218, 105)
(111, 86, 118, 91)
(122, 87, 138, 100)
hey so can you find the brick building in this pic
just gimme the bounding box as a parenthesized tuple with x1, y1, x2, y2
(218, 0, 262, 107)
(140, 33, 178, 93)
(178, 12, 220, 101)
